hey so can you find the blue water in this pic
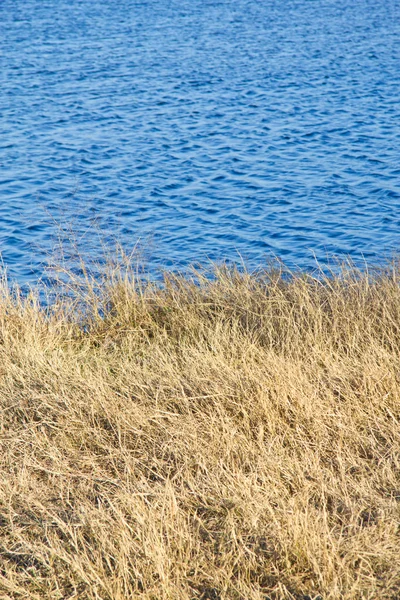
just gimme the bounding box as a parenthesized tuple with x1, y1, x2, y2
(1, 0, 400, 284)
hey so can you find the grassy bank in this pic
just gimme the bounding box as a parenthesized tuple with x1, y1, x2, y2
(1, 260, 400, 599)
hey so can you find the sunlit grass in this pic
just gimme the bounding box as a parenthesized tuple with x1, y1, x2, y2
(1, 255, 400, 599)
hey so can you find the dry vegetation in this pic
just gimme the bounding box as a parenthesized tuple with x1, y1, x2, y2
(1, 258, 400, 599)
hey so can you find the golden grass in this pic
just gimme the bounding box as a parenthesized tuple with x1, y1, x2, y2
(1, 259, 400, 599)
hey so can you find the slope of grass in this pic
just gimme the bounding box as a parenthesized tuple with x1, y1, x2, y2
(1, 261, 400, 599)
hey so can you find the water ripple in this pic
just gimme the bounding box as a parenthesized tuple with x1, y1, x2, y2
(1, 0, 400, 283)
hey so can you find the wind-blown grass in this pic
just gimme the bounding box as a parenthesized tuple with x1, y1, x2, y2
(1, 258, 400, 599)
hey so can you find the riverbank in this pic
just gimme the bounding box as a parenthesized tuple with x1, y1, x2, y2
(1, 261, 399, 599)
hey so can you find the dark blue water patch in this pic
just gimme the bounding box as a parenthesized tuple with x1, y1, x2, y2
(1, 0, 400, 286)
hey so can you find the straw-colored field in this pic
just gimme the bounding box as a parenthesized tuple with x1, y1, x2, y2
(1, 260, 400, 599)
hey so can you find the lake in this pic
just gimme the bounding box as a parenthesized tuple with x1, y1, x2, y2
(1, 0, 400, 284)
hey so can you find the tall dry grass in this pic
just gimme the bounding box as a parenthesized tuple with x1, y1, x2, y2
(1, 258, 400, 599)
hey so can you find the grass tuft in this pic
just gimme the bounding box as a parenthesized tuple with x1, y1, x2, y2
(1, 258, 400, 599)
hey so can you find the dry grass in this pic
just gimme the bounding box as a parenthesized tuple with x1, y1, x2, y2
(1, 258, 400, 599)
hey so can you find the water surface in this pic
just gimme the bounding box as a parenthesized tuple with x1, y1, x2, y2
(1, 0, 400, 283)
